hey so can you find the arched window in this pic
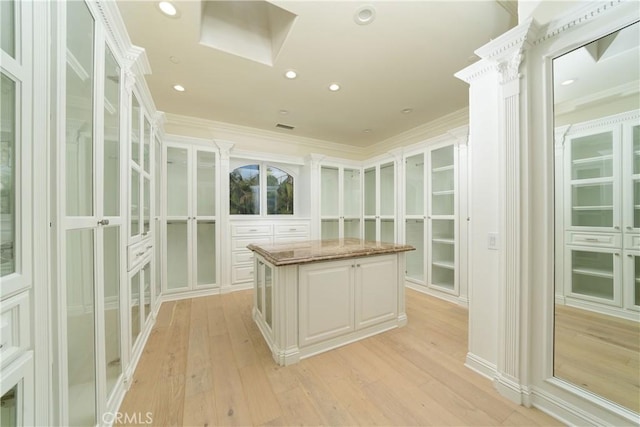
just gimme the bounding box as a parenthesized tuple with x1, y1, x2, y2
(229, 164, 260, 215)
(267, 166, 294, 214)
(229, 163, 294, 215)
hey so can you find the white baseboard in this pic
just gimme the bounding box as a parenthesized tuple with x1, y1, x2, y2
(464, 352, 496, 380)
(405, 281, 468, 308)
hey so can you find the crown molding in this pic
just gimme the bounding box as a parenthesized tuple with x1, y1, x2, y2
(554, 80, 640, 115)
(365, 107, 469, 157)
(164, 112, 364, 157)
(534, 0, 628, 46)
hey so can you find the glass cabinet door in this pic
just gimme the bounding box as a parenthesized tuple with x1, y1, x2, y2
(380, 162, 394, 217)
(405, 154, 424, 216)
(632, 125, 639, 229)
(131, 95, 140, 165)
(431, 145, 455, 216)
(103, 226, 121, 399)
(166, 147, 188, 217)
(405, 219, 424, 281)
(364, 167, 376, 217)
(0, 73, 16, 279)
(343, 168, 361, 238)
(430, 219, 455, 290)
(567, 247, 619, 304)
(196, 151, 216, 217)
(130, 270, 141, 346)
(568, 131, 615, 228)
(196, 221, 216, 286)
(321, 167, 339, 217)
(166, 220, 188, 290)
(103, 47, 120, 217)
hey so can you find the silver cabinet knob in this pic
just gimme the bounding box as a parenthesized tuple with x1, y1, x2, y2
(98, 219, 110, 226)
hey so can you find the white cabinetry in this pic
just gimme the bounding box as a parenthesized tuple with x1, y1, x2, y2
(298, 255, 398, 346)
(404, 142, 462, 299)
(230, 220, 310, 287)
(556, 110, 640, 319)
(165, 142, 218, 293)
(364, 160, 396, 242)
(320, 164, 362, 239)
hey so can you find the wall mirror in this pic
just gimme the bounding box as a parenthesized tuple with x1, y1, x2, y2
(553, 21, 639, 413)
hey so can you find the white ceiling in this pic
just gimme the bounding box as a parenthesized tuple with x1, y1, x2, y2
(117, 1, 516, 147)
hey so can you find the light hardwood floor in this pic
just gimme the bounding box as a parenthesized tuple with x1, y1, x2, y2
(555, 304, 640, 413)
(117, 289, 562, 426)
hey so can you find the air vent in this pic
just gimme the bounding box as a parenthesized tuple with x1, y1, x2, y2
(276, 123, 295, 130)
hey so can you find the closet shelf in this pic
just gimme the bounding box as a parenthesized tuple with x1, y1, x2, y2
(572, 205, 613, 211)
(432, 165, 454, 173)
(432, 238, 455, 244)
(572, 267, 614, 279)
(572, 154, 613, 165)
(432, 260, 455, 270)
(570, 177, 613, 186)
(432, 190, 454, 196)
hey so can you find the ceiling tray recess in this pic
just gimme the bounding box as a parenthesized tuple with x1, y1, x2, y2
(200, 0, 297, 66)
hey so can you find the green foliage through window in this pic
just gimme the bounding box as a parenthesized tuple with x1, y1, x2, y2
(229, 164, 294, 215)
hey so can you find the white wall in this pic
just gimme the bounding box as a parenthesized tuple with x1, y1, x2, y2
(466, 68, 501, 370)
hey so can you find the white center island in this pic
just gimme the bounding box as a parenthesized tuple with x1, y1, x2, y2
(247, 238, 414, 366)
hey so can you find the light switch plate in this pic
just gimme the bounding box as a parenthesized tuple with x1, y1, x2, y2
(488, 232, 499, 250)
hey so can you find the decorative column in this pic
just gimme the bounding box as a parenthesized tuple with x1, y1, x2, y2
(306, 154, 325, 240)
(214, 140, 235, 291)
(474, 18, 539, 405)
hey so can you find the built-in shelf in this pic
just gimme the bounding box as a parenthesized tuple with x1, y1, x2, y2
(432, 238, 454, 244)
(432, 190, 454, 196)
(572, 267, 614, 279)
(432, 260, 455, 270)
(432, 165, 454, 173)
(570, 177, 614, 186)
(572, 205, 614, 211)
(572, 154, 613, 165)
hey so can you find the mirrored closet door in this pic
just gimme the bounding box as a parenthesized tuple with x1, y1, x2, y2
(553, 21, 639, 414)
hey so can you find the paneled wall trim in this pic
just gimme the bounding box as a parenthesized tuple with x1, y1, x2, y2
(457, 0, 639, 425)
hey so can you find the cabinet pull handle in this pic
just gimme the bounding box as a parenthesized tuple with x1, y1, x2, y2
(97, 219, 110, 226)
(614, 226, 620, 230)
(136, 251, 145, 256)
(614, 252, 620, 256)
(289, 228, 297, 231)
(628, 254, 634, 258)
(627, 226, 634, 230)
(249, 229, 258, 232)
(584, 238, 599, 242)
(356, 264, 361, 267)
(146, 245, 153, 249)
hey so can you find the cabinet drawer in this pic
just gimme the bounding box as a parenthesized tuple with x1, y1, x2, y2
(232, 251, 254, 265)
(128, 238, 153, 271)
(232, 265, 255, 283)
(274, 235, 309, 243)
(625, 234, 640, 250)
(232, 236, 271, 251)
(275, 223, 309, 235)
(566, 232, 620, 248)
(232, 224, 272, 236)
(1, 292, 29, 369)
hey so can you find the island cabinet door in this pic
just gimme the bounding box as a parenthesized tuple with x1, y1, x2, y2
(298, 260, 355, 346)
(355, 255, 398, 329)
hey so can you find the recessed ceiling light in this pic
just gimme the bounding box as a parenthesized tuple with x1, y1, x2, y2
(561, 79, 576, 86)
(279, 109, 289, 115)
(328, 83, 341, 92)
(401, 108, 413, 114)
(173, 84, 185, 92)
(169, 56, 180, 64)
(354, 5, 376, 25)
(158, 1, 178, 17)
(363, 129, 372, 133)
(284, 70, 297, 79)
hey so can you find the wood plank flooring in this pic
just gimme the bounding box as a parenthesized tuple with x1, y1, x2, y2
(554, 304, 640, 413)
(117, 289, 562, 426)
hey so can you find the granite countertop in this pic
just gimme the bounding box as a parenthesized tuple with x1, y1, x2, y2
(247, 238, 415, 266)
